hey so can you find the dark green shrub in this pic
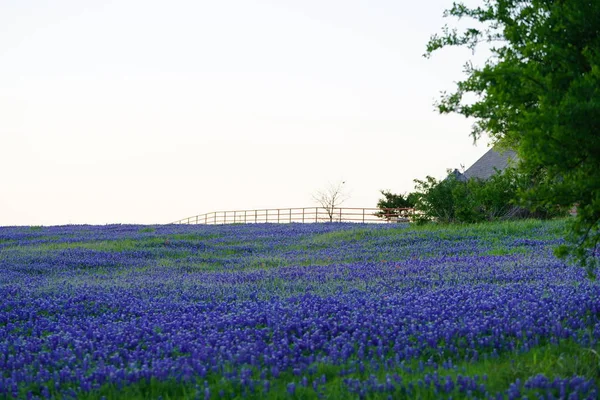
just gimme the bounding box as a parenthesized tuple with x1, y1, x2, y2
(411, 175, 463, 223)
(410, 168, 567, 224)
(375, 190, 417, 221)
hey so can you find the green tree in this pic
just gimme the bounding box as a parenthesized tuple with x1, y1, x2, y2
(375, 190, 417, 221)
(411, 170, 512, 224)
(412, 174, 462, 224)
(426, 0, 600, 277)
(410, 167, 566, 224)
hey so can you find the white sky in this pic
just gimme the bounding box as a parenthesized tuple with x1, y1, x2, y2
(1, 0, 492, 226)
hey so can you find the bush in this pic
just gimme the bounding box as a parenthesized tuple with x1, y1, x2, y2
(375, 191, 417, 221)
(411, 168, 567, 224)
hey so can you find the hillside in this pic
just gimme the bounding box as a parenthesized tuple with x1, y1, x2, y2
(0, 220, 598, 399)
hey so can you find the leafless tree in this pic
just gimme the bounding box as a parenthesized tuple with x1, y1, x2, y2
(313, 181, 350, 222)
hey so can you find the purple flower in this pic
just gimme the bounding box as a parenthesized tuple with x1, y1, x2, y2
(287, 382, 296, 395)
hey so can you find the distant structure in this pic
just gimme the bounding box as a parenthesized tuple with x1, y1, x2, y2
(453, 147, 518, 181)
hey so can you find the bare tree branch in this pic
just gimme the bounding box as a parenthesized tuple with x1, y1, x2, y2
(312, 181, 349, 222)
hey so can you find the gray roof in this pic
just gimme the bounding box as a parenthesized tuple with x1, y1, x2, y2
(457, 147, 518, 181)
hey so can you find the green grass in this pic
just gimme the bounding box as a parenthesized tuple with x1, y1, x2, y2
(485, 246, 531, 256)
(302, 219, 565, 246)
(169, 233, 222, 241)
(306, 227, 378, 245)
(34, 339, 595, 400)
(247, 256, 288, 270)
(11, 237, 206, 254)
(157, 258, 220, 272)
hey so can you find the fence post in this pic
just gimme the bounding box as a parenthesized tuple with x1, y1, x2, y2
(172, 206, 413, 226)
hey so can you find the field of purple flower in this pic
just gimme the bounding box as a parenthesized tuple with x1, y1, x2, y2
(1, 220, 599, 399)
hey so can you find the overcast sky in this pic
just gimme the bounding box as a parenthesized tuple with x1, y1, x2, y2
(1, 0, 491, 226)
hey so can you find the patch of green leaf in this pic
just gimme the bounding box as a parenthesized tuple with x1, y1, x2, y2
(486, 246, 531, 256)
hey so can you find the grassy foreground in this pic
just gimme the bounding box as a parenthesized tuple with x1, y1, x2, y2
(1, 219, 599, 399)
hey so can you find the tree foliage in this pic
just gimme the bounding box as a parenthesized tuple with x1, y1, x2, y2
(375, 190, 417, 221)
(411, 168, 566, 224)
(426, 0, 600, 276)
(413, 169, 511, 224)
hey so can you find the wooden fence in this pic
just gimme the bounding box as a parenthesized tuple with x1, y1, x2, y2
(170, 207, 414, 225)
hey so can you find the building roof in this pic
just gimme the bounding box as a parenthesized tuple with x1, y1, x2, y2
(456, 147, 518, 181)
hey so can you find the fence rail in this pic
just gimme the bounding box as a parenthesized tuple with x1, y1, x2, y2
(170, 207, 414, 225)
